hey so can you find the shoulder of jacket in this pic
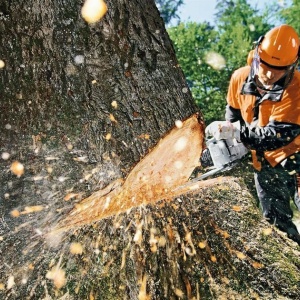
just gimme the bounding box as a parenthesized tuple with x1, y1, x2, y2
(292, 70, 300, 82)
(288, 70, 300, 92)
(231, 66, 250, 80)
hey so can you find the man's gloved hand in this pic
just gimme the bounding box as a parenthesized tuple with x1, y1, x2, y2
(205, 120, 240, 140)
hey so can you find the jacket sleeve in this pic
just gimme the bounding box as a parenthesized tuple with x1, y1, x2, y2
(240, 120, 300, 152)
(225, 104, 242, 122)
(225, 67, 249, 123)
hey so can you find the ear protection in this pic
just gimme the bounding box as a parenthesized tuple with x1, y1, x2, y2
(256, 35, 264, 45)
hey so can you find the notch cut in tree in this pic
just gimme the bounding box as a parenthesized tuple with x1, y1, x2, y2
(52, 114, 212, 233)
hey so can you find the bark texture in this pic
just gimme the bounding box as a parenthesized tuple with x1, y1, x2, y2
(0, 1, 300, 300)
(0, 0, 198, 173)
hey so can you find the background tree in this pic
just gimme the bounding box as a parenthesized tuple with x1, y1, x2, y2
(280, 0, 300, 34)
(168, 22, 226, 124)
(213, 0, 271, 110)
(168, 0, 272, 124)
(155, 0, 184, 25)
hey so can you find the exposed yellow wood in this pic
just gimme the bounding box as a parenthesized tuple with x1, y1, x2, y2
(51, 114, 205, 233)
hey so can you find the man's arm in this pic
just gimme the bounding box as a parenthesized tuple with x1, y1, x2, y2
(240, 120, 300, 151)
(225, 104, 300, 151)
(225, 105, 242, 123)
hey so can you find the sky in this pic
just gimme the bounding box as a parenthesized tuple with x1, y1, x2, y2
(176, 0, 284, 24)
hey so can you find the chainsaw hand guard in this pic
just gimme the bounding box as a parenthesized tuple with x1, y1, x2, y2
(205, 121, 240, 141)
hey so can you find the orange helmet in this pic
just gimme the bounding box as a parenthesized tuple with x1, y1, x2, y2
(258, 24, 299, 67)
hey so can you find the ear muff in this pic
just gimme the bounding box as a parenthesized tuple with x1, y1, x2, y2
(256, 35, 264, 45)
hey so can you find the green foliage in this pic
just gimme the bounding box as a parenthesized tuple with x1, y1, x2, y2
(168, 0, 273, 125)
(155, 0, 184, 25)
(280, 0, 300, 34)
(216, 0, 271, 34)
(168, 22, 226, 124)
(216, 0, 269, 69)
(214, 0, 271, 117)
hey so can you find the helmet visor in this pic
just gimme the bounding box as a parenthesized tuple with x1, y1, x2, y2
(251, 47, 296, 92)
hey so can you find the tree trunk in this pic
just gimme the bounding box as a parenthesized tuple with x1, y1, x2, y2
(0, 0, 198, 174)
(0, 1, 300, 299)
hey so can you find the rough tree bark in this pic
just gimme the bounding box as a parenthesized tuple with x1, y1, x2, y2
(0, 1, 300, 299)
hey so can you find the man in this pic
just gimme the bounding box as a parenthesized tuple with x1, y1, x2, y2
(206, 24, 300, 244)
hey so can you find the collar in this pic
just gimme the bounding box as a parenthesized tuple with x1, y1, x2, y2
(241, 73, 286, 102)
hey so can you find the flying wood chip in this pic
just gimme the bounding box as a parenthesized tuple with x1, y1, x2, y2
(10, 161, 24, 177)
(232, 205, 242, 212)
(236, 251, 246, 260)
(51, 114, 209, 233)
(252, 261, 263, 269)
(81, 0, 107, 23)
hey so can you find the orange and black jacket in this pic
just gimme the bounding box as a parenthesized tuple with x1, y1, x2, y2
(225, 65, 300, 170)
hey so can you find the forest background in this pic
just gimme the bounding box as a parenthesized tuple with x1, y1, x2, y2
(157, 0, 300, 124)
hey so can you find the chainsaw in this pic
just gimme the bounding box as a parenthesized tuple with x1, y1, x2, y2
(194, 136, 249, 180)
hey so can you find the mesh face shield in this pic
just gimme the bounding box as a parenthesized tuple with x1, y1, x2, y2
(249, 46, 298, 93)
